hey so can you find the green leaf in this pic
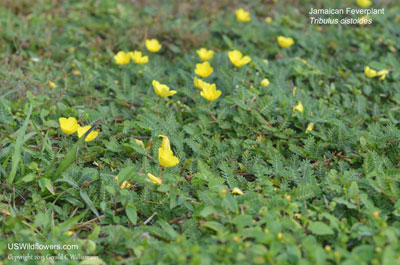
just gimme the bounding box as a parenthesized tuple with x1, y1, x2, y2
(222, 195, 238, 213)
(38, 178, 55, 195)
(126, 204, 137, 225)
(201, 221, 225, 234)
(334, 198, 357, 209)
(308, 221, 334, 235)
(348, 181, 359, 198)
(117, 166, 135, 182)
(157, 220, 178, 240)
(200, 206, 215, 218)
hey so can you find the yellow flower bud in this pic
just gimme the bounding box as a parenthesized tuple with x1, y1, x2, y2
(49, 81, 56, 89)
(261, 79, 270, 87)
(147, 173, 162, 185)
(364, 66, 377, 78)
(305, 122, 314, 134)
(232, 187, 244, 195)
(325, 245, 331, 252)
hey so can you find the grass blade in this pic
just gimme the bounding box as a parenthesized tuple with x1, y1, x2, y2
(8, 104, 33, 185)
(80, 190, 101, 221)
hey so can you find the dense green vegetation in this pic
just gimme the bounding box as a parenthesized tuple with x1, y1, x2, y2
(1, 0, 400, 264)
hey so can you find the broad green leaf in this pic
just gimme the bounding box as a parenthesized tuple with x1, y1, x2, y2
(126, 204, 137, 225)
(308, 222, 334, 236)
(201, 221, 225, 234)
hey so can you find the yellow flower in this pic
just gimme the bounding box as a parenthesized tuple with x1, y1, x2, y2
(152, 80, 177, 98)
(49, 81, 56, 89)
(147, 173, 162, 185)
(364, 66, 377, 78)
(377, 69, 389, 81)
(261, 79, 270, 87)
(194, 77, 207, 90)
(357, 0, 372, 8)
(196, 48, 214, 61)
(228, 50, 251, 68)
(277, 36, 294, 48)
(293, 87, 297, 96)
(114, 51, 131, 65)
(158, 135, 179, 167)
(120, 181, 131, 189)
(232, 187, 244, 195)
(235, 8, 251, 22)
(293, 101, 303, 113)
(305, 122, 314, 134)
(265, 17, 272, 23)
(77, 125, 99, 142)
(145, 39, 162, 53)
(129, 51, 149, 65)
(195, 61, 214, 78)
(59, 117, 79, 135)
(200, 83, 221, 101)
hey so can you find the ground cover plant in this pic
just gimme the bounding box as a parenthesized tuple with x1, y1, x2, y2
(1, 0, 400, 264)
